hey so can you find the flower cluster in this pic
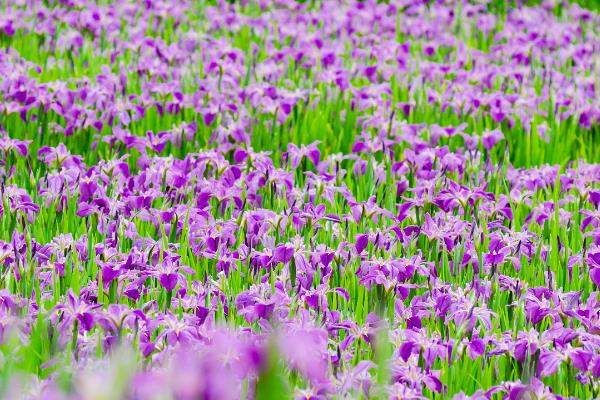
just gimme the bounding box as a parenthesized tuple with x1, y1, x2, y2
(0, 0, 599, 399)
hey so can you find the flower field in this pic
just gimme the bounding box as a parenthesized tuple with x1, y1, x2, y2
(0, 0, 599, 398)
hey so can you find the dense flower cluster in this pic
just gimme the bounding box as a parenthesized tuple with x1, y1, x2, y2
(0, 0, 599, 399)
